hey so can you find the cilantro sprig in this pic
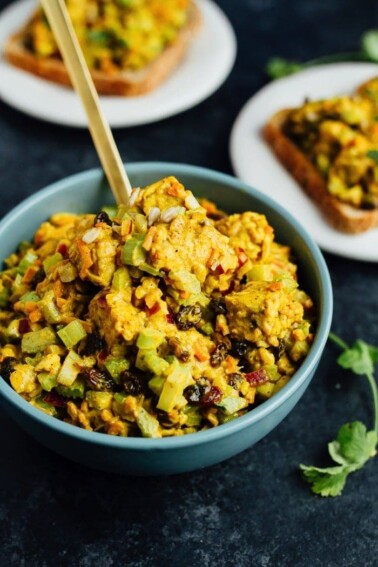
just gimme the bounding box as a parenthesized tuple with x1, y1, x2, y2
(266, 29, 378, 80)
(300, 333, 378, 497)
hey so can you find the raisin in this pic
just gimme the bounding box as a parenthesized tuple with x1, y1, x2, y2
(168, 337, 190, 362)
(200, 386, 222, 407)
(175, 304, 202, 330)
(231, 340, 248, 358)
(155, 409, 174, 427)
(184, 384, 203, 404)
(95, 211, 112, 226)
(0, 357, 16, 383)
(121, 369, 148, 396)
(18, 319, 31, 334)
(30, 269, 45, 287)
(80, 368, 116, 391)
(80, 333, 105, 356)
(184, 383, 222, 407)
(210, 343, 228, 367)
(43, 391, 67, 408)
(272, 339, 285, 360)
(209, 298, 227, 315)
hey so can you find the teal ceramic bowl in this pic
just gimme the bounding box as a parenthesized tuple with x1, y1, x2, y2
(0, 163, 332, 475)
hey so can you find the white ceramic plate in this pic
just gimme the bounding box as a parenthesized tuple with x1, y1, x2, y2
(230, 63, 378, 262)
(0, 0, 236, 128)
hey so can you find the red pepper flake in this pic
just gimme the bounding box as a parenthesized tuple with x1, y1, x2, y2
(147, 302, 160, 316)
(98, 349, 109, 362)
(237, 248, 248, 267)
(43, 392, 67, 408)
(166, 313, 175, 324)
(57, 243, 68, 258)
(98, 292, 108, 306)
(245, 368, 269, 386)
(222, 281, 235, 296)
(18, 318, 30, 334)
(215, 264, 225, 275)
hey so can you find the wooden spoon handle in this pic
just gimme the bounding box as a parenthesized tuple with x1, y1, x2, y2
(40, 0, 132, 204)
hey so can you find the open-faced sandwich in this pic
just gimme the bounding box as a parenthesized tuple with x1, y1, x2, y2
(4, 0, 201, 96)
(264, 77, 378, 233)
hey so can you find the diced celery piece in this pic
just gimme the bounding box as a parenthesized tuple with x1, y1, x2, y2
(37, 371, 58, 392)
(39, 290, 61, 324)
(19, 291, 40, 303)
(139, 262, 161, 276)
(218, 413, 239, 425)
(33, 398, 58, 417)
(265, 364, 280, 382)
(183, 405, 202, 426)
(21, 327, 57, 353)
(6, 320, 21, 340)
(57, 320, 87, 349)
(104, 357, 130, 380)
(181, 292, 210, 308)
(199, 321, 214, 336)
(275, 274, 298, 291)
(137, 329, 165, 350)
(157, 360, 194, 413)
(273, 375, 290, 394)
(144, 354, 170, 376)
(135, 349, 152, 371)
(0, 287, 10, 308)
(134, 214, 148, 233)
(43, 253, 63, 274)
(168, 269, 201, 294)
(136, 407, 161, 438)
(148, 375, 165, 396)
(85, 391, 113, 410)
(290, 340, 309, 361)
(56, 351, 82, 386)
(257, 382, 275, 399)
(114, 392, 127, 404)
(247, 265, 272, 281)
(122, 235, 146, 266)
(101, 206, 117, 220)
(136, 350, 170, 375)
(17, 251, 38, 275)
(12, 273, 23, 292)
(56, 376, 85, 398)
(217, 396, 248, 415)
(112, 267, 131, 290)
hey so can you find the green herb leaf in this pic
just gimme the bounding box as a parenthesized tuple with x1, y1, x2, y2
(87, 30, 112, 44)
(361, 29, 378, 62)
(337, 339, 374, 375)
(300, 464, 349, 497)
(300, 333, 378, 497)
(367, 149, 378, 163)
(368, 344, 378, 363)
(334, 422, 377, 465)
(265, 57, 303, 80)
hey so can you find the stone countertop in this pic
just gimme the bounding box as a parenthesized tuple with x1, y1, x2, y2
(0, 0, 377, 565)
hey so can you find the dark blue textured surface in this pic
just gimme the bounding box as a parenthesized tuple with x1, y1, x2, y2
(0, 1, 377, 565)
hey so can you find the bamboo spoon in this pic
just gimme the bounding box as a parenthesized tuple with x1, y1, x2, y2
(40, 0, 132, 204)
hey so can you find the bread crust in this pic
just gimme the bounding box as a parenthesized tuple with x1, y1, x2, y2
(263, 108, 378, 234)
(4, 1, 201, 96)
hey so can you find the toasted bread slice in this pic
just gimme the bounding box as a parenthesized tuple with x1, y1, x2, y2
(4, 1, 201, 96)
(263, 108, 378, 234)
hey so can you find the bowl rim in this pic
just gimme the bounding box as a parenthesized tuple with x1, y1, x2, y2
(0, 162, 333, 449)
